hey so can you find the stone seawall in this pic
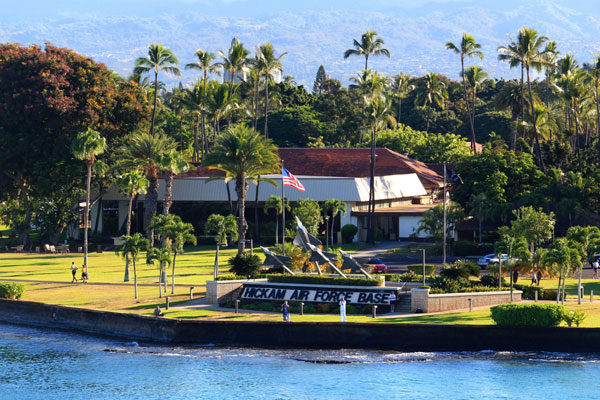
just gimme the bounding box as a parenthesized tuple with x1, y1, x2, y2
(411, 289, 522, 313)
(1, 299, 600, 352)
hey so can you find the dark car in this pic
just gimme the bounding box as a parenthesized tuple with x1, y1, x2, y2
(365, 258, 388, 274)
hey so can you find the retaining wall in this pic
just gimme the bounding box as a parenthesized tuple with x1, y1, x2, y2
(411, 288, 522, 313)
(206, 279, 267, 305)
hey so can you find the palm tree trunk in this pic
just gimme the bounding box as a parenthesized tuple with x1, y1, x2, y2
(151, 71, 159, 136)
(171, 251, 177, 294)
(227, 71, 235, 127)
(202, 71, 208, 157)
(596, 82, 600, 139)
(124, 191, 134, 282)
(164, 172, 173, 216)
(511, 110, 518, 151)
(526, 66, 545, 172)
(368, 128, 377, 245)
(144, 174, 159, 247)
(236, 174, 248, 254)
(575, 106, 583, 174)
(578, 267, 582, 305)
(84, 163, 92, 269)
(226, 181, 233, 213)
(158, 269, 162, 298)
(133, 260, 138, 299)
(264, 73, 269, 138)
(556, 274, 561, 303)
(397, 97, 402, 124)
(254, 179, 260, 242)
(520, 65, 525, 138)
(561, 273, 566, 305)
(461, 56, 477, 154)
(193, 113, 200, 162)
(253, 76, 259, 130)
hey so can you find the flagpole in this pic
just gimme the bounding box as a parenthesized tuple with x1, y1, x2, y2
(281, 160, 285, 256)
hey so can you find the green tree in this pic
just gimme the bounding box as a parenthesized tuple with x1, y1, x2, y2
(146, 247, 171, 297)
(495, 226, 530, 294)
(313, 65, 327, 95)
(71, 128, 107, 272)
(255, 42, 287, 138)
(494, 80, 526, 150)
(468, 193, 488, 243)
(343, 30, 390, 71)
(203, 125, 280, 253)
(186, 49, 221, 160)
(163, 216, 196, 294)
(264, 195, 290, 246)
(161, 149, 189, 216)
(205, 213, 239, 277)
(114, 170, 149, 281)
(510, 206, 555, 253)
(414, 72, 448, 132)
(134, 43, 181, 136)
(387, 73, 415, 124)
(566, 226, 600, 304)
(416, 202, 465, 241)
(207, 82, 234, 139)
(446, 33, 484, 154)
(583, 54, 600, 139)
(116, 233, 149, 299)
(543, 238, 581, 304)
(182, 80, 206, 161)
(218, 37, 250, 122)
(293, 199, 323, 236)
(322, 199, 347, 247)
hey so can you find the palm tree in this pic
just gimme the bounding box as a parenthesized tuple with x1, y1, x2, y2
(207, 82, 234, 141)
(186, 49, 221, 160)
(446, 33, 483, 154)
(542, 41, 559, 107)
(164, 217, 196, 294)
(134, 44, 181, 136)
(566, 226, 600, 304)
(468, 193, 488, 243)
(116, 233, 149, 299)
(116, 132, 177, 244)
(583, 54, 600, 140)
(255, 43, 287, 138)
(350, 69, 387, 142)
(71, 128, 107, 272)
(365, 97, 397, 244)
(161, 149, 189, 216)
(182, 80, 205, 161)
(343, 30, 390, 71)
(494, 80, 526, 150)
(205, 214, 238, 277)
(463, 66, 491, 133)
(555, 69, 587, 172)
(146, 247, 171, 298)
(203, 125, 280, 253)
(114, 170, 149, 281)
(498, 27, 548, 171)
(322, 199, 347, 247)
(387, 73, 415, 124)
(543, 238, 581, 305)
(414, 72, 448, 132)
(219, 38, 250, 124)
(263, 195, 290, 246)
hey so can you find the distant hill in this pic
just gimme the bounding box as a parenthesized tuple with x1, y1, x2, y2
(2, 0, 600, 87)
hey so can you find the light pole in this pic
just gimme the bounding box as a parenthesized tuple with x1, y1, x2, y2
(325, 215, 330, 251)
(213, 241, 228, 280)
(412, 248, 426, 286)
(242, 239, 254, 256)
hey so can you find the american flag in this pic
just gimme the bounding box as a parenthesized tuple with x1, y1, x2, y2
(282, 167, 305, 192)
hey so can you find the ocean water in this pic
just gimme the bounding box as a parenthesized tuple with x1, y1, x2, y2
(0, 323, 599, 400)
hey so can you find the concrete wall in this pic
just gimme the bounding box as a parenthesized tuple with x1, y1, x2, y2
(206, 279, 268, 305)
(411, 288, 522, 313)
(2, 299, 600, 352)
(398, 215, 423, 238)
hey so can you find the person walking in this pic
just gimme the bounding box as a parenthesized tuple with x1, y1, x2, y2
(339, 296, 347, 322)
(81, 264, 88, 283)
(70, 262, 78, 283)
(536, 270, 542, 286)
(593, 260, 599, 279)
(281, 301, 290, 322)
(389, 291, 397, 313)
(531, 271, 537, 286)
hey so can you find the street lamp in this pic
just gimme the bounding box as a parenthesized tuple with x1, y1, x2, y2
(411, 248, 427, 286)
(214, 241, 228, 280)
(242, 239, 254, 256)
(325, 216, 330, 251)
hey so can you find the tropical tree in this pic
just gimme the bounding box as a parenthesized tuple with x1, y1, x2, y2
(387, 73, 415, 123)
(498, 27, 548, 171)
(205, 214, 239, 277)
(146, 247, 171, 297)
(542, 41, 559, 107)
(219, 37, 250, 123)
(494, 80, 526, 150)
(446, 33, 484, 154)
(207, 82, 234, 140)
(495, 226, 530, 295)
(116, 233, 149, 299)
(468, 192, 488, 243)
(463, 65, 491, 133)
(583, 54, 600, 139)
(322, 199, 347, 247)
(510, 206, 555, 253)
(292, 199, 323, 236)
(255, 42, 287, 138)
(164, 217, 196, 294)
(566, 226, 600, 304)
(185, 49, 221, 160)
(182, 80, 206, 161)
(414, 72, 448, 131)
(263, 195, 290, 246)
(161, 149, 189, 216)
(116, 132, 177, 244)
(133, 43, 181, 136)
(203, 125, 280, 253)
(543, 238, 581, 304)
(71, 128, 107, 272)
(343, 30, 390, 71)
(114, 170, 149, 281)
(313, 65, 327, 95)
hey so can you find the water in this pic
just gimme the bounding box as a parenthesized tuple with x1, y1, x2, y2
(1, 323, 599, 400)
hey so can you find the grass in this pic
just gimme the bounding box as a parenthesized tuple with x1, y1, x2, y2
(384, 243, 441, 257)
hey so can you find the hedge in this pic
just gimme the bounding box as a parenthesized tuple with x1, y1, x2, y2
(407, 264, 436, 276)
(0, 282, 25, 299)
(453, 240, 495, 257)
(490, 303, 565, 327)
(267, 274, 383, 287)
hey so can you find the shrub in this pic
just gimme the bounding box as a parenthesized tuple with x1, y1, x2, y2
(563, 310, 586, 327)
(490, 303, 565, 327)
(513, 284, 543, 300)
(480, 275, 507, 288)
(453, 240, 494, 257)
(341, 224, 358, 243)
(440, 260, 480, 280)
(215, 274, 242, 281)
(0, 282, 25, 299)
(267, 274, 382, 287)
(542, 289, 558, 301)
(428, 276, 464, 293)
(227, 252, 262, 278)
(383, 271, 421, 282)
(407, 264, 436, 276)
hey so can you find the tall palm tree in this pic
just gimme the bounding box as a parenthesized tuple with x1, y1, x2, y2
(543, 238, 581, 305)
(163, 216, 196, 294)
(583, 54, 600, 140)
(186, 49, 221, 160)
(71, 128, 107, 272)
(364, 97, 397, 244)
(494, 80, 526, 150)
(414, 72, 448, 132)
(542, 41, 559, 107)
(219, 38, 249, 123)
(114, 170, 149, 281)
(463, 65, 491, 135)
(343, 30, 390, 71)
(134, 44, 181, 136)
(446, 33, 484, 154)
(387, 73, 415, 124)
(255, 43, 287, 138)
(146, 247, 171, 298)
(207, 82, 234, 142)
(116, 233, 149, 299)
(264, 195, 290, 246)
(203, 125, 280, 253)
(205, 214, 238, 277)
(555, 69, 587, 172)
(498, 27, 548, 171)
(350, 69, 387, 142)
(182, 80, 205, 161)
(161, 149, 189, 215)
(322, 199, 347, 247)
(116, 132, 177, 244)
(566, 226, 600, 304)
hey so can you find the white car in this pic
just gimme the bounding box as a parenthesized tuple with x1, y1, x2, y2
(477, 253, 509, 267)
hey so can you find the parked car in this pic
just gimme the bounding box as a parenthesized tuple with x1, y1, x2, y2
(365, 258, 388, 274)
(477, 253, 509, 267)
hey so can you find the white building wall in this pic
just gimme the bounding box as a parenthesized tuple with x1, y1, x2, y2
(339, 202, 359, 242)
(398, 216, 426, 239)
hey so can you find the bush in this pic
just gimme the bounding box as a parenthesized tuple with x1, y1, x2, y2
(428, 276, 464, 293)
(0, 282, 25, 299)
(563, 310, 586, 327)
(215, 274, 242, 281)
(490, 303, 565, 327)
(542, 289, 558, 301)
(341, 224, 358, 243)
(407, 264, 436, 276)
(267, 274, 383, 287)
(453, 240, 494, 257)
(440, 261, 480, 280)
(480, 275, 507, 288)
(227, 252, 262, 278)
(513, 284, 543, 300)
(383, 271, 421, 282)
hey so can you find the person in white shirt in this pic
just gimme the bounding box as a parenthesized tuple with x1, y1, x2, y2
(389, 292, 397, 312)
(593, 260, 599, 279)
(339, 296, 347, 322)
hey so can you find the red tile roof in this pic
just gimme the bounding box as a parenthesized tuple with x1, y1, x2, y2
(185, 148, 444, 189)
